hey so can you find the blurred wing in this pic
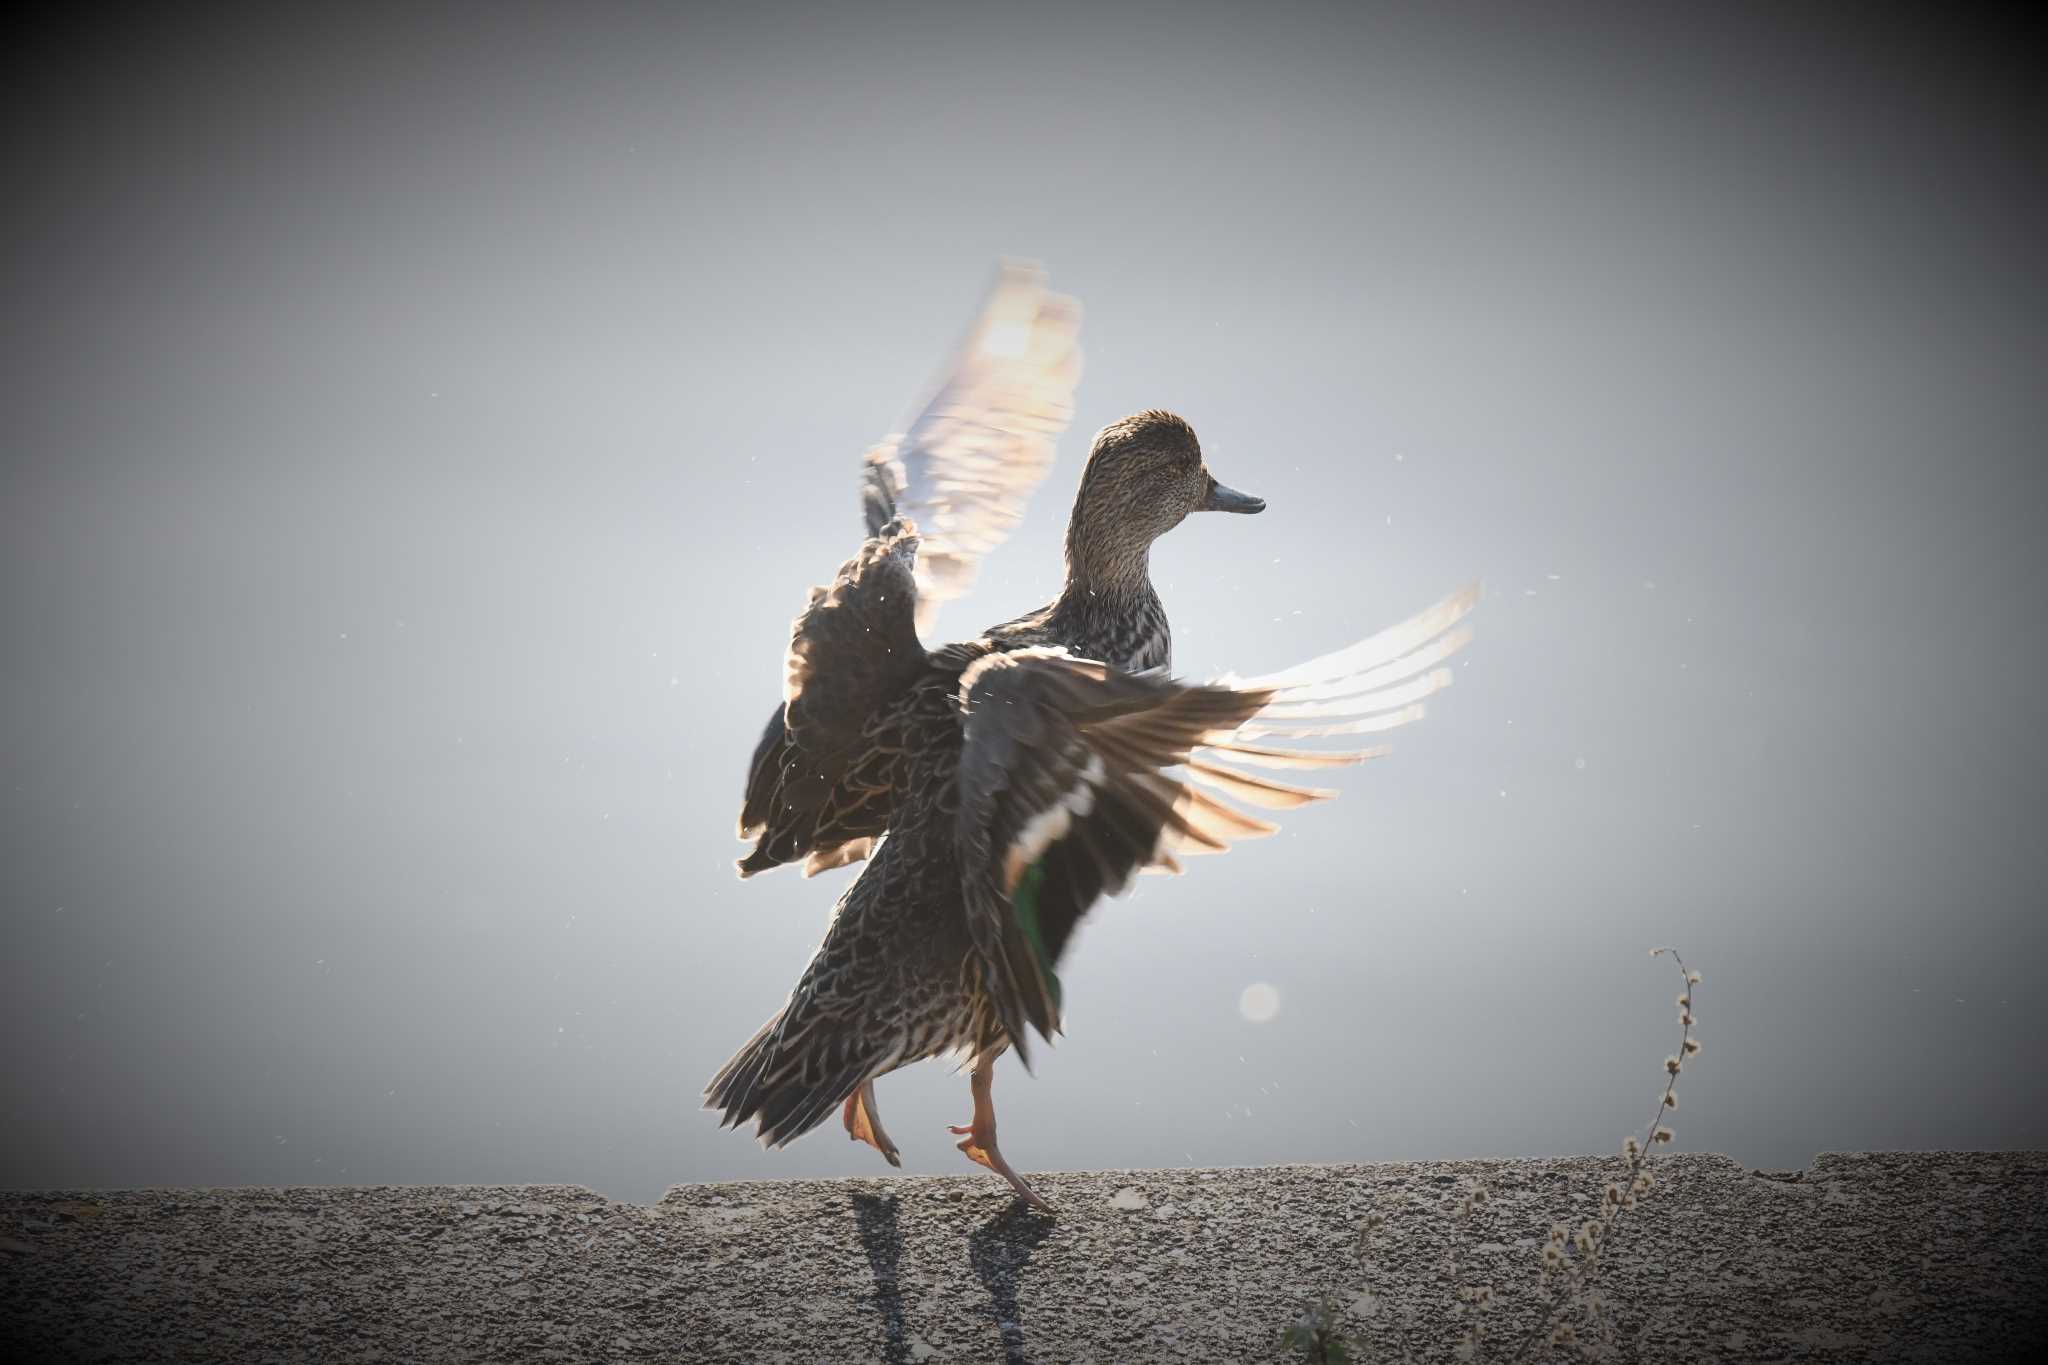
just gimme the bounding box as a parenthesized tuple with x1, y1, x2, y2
(952, 583, 1480, 1060)
(736, 522, 929, 878)
(861, 261, 1083, 637)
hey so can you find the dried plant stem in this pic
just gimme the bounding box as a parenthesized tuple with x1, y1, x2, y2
(1281, 950, 1708, 1365)
(1503, 948, 1701, 1360)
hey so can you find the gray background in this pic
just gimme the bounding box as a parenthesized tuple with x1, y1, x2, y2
(4, 2, 2042, 1205)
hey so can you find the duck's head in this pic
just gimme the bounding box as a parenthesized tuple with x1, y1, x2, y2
(1064, 411, 1262, 585)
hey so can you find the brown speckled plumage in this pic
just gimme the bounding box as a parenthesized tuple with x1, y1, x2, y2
(708, 266, 1473, 1208)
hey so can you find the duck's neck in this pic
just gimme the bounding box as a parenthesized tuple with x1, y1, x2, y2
(1058, 524, 1155, 604)
(1044, 539, 1168, 673)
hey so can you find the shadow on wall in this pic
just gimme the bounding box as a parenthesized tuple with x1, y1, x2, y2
(854, 1192, 1054, 1363)
(852, 1193, 909, 1364)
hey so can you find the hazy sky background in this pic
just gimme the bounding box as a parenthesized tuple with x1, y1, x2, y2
(4, 2, 2042, 1205)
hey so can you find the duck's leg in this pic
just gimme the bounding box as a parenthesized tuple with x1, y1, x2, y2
(948, 1057, 1053, 1213)
(842, 1080, 901, 1167)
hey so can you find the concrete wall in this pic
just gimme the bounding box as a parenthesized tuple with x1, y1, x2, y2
(5, 1152, 2044, 1362)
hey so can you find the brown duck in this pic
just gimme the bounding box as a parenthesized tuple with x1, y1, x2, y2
(709, 268, 1476, 1204)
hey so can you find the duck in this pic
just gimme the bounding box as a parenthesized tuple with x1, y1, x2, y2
(705, 508, 1477, 1210)
(737, 264, 1264, 879)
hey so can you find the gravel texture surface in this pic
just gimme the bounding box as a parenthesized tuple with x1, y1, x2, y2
(4, 1151, 2044, 1362)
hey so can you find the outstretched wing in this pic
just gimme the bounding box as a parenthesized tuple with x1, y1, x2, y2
(738, 264, 1081, 875)
(736, 521, 930, 878)
(952, 584, 1479, 1062)
(861, 260, 1083, 637)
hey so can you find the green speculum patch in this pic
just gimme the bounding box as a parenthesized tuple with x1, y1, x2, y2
(1011, 859, 1063, 1009)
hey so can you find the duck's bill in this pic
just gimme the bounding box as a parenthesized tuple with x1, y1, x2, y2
(1200, 479, 1265, 514)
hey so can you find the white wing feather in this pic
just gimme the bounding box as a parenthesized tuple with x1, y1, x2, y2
(864, 261, 1084, 637)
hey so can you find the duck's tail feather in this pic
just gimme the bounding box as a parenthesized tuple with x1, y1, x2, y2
(703, 1012, 869, 1150)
